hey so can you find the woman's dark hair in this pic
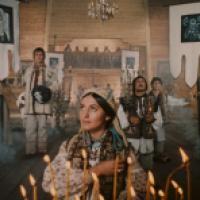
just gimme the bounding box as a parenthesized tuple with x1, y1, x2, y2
(82, 92, 116, 127)
(150, 77, 163, 86)
(132, 75, 148, 95)
(33, 47, 46, 59)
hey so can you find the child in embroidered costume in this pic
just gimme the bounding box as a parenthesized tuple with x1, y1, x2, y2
(42, 87, 147, 200)
(149, 77, 170, 163)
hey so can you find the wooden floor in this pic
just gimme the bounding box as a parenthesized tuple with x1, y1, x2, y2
(0, 106, 200, 200)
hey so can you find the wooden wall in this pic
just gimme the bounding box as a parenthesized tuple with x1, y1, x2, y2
(48, 0, 147, 47)
(19, 0, 149, 59)
(149, 4, 169, 75)
(18, 0, 197, 105)
(19, 0, 47, 60)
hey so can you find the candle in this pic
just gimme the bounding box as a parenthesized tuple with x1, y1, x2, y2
(65, 161, 71, 200)
(19, 184, 28, 200)
(99, 194, 105, 200)
(179, 148, 189, 164)
(113, 155, 119, 200)
(150, 186, 156, 200)
(146, 171, 155, 200)
(179, 147, 190, 200)
(74, 195, 80, 200)
(148, 171, 155, 186)
(81, 149, 87, 200)
(185, 163, 191, 200)
(91, 172, 100, 200)
(50, 184, 57, 200)
(171, 180, 179, 200)
(29, 174, 37, 200)
(178, 187, 184, 200)
(158, 190, 165, 200)
(127, 156, 132, 200)
(130, 186, 136, 198)
(43, 155, 58, 200)
(146, 177, 150, 200)
(165, 148, 189, 200)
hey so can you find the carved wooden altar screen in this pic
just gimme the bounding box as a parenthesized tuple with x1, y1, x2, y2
(61, 39, 144, 103)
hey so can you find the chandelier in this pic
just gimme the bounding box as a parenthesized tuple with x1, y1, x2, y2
(88, 0, 119, 21)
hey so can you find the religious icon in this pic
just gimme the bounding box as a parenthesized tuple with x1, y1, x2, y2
(0, 5, 14, 43)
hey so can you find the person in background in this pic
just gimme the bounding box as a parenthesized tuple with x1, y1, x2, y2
(42, 87, 147, 200)
(24, 47, 52, 156)
(125, 76, 155, 170)
(0, 81, 11, 144)
(105, 83, 113, 100)
(149, 77, 170, 163)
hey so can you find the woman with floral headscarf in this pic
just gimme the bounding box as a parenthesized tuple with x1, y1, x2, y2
(42, 87, 147, 200)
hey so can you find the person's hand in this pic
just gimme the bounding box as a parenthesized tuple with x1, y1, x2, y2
(129, 116, 140, 126)
(145, 114, 154, 123)
(90, 160, 125, 176)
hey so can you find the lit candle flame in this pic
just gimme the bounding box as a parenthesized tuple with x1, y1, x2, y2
(81, 149, 87, 159)
(148, 171, 155, 185)
(179, 147, 189, 163)
(81, 149, 87, 200)
(178, 187, 183, 195)
(127, 156, 132, 165)
(19, 184, 27, 198)
(74, 195, 80, 200)
(65, 161, 71, 170)
(130, 186, 136, 197)
(91, 172, 98, 182)
(29, 174, 36, 186)
(43, 154, 50, 163)
(158, 190, 165, 197)
(171, 180, 179, 189)
(150, 186, 155, 195)
(50, 184, 56, 197)
(99, 194, 104, 200)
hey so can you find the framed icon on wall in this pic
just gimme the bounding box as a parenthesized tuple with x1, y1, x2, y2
(0, 4, 14, 43)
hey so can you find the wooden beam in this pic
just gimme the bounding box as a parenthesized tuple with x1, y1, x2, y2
(44, 0, 53, 51)
(144, 0, 152, 84)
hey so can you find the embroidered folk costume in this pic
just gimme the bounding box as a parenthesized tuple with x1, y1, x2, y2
(42, 87, 147, 200)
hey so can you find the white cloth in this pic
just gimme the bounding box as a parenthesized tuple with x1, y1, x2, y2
(170, 3, 200, 87)
(16, 91, 26, 119)
(128, 138, 154, 154)
(117, 104, 129, 129)
(152, 107, 166, 142)
(25, 115, 47, 154)
(152, 107, 163, 131)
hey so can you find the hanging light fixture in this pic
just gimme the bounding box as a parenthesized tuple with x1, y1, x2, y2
(88, 0, 119, 21)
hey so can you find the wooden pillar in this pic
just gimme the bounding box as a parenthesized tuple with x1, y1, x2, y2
(144, 0, 152, 84)
(44, 0, 53, 51)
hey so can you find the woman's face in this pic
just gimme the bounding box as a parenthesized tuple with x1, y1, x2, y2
(80, 95, 107, 134)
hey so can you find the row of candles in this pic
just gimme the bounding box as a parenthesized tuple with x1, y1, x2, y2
(19, 147, 190, 200)
(146, 147, 190, 200)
